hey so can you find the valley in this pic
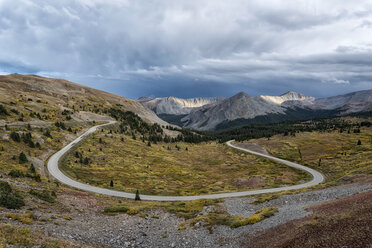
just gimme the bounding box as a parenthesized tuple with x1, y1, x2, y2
(0, 74, 371, 247)
(60, 127, 310, 196)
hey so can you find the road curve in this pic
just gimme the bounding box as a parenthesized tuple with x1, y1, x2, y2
(47, 122, 324, 201)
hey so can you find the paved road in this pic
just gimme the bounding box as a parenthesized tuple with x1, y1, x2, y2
(47, 122, 324, 201)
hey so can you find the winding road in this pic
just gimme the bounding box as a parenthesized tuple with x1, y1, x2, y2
(47, 121, 324, 201)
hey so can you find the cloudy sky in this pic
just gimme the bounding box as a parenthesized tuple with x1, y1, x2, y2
(1, 0, 372, 99)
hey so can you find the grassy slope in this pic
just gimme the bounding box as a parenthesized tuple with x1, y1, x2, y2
(61, 129, 311, 196)
(0, 74, 165, 247)
(250, 125, 372, 184)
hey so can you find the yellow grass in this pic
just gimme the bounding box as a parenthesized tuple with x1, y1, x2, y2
(61, 131, 311, 196)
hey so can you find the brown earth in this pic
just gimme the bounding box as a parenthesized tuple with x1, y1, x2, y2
(240, 190, 372, 248)
(232, 176, 266, 188)
(236, 142, 270, 155)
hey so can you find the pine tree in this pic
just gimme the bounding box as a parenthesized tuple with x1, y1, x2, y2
(110, 180, 114, 187)
(83, 157, 89, 165)
(135, 190, 141, 201)
(30, 164, 36, 174)
(19, 152, 27, 163)
(10, 132, 21, 142)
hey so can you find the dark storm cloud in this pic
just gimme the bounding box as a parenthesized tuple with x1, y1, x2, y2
(0, 0, 371, 98)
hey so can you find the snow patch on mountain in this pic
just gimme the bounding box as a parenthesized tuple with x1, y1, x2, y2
(260, 91, 315, 105)
(138, 96, 225, 115)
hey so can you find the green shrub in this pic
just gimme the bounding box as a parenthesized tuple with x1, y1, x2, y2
(10, 132, 21, 142)
(0, 181, 12, 194)
(8, 170, 24, 178)
(0, 104, 8, 115)
(29, 189, 55, 203)
(0, 181, 25, 209)
(104, 205, 129, 213)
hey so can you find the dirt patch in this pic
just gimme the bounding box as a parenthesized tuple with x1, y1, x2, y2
(236, 142, 270, 155)
(240, 190, 372, 248)
(27, 156, 46, 177)
(58, 189, 105, 213)
(278, 171, 299, 184)
(71, 111, 113, 122)
(232, 176, 266, 188)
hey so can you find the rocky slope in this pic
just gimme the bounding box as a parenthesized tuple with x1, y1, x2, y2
(181, 90, 372, 130)
(286, 90, 372, 114)
(138, 96, 225, 115)
(261, 91, 315, 105)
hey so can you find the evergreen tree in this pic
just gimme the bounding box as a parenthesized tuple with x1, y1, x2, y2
(19, 152, 27, 163)
(30, 164, 36, 174)
(110, 180, 114, 187)
(135, 190, 141, 201)
(83, 157, 89, 165)
(10, 132, 21, 142)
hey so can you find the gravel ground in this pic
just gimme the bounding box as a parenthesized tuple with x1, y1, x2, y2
(37, 180, 372, 248)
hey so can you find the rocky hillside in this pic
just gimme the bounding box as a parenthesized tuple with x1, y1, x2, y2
(181, 90, 372, 130)
(0, 74, 168, 126)
(261, 91, 315, 105)
(285, 90, 372, 114)
(138, 96, 225, 115)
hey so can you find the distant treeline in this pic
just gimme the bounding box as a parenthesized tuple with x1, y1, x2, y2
(209, 117, 371, 142)
(107, 107, 371, 144)
(107, 108, 208, 144)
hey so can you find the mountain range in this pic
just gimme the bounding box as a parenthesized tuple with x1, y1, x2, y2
(137, 90, 372, 130)
(138, 96, 225, 115)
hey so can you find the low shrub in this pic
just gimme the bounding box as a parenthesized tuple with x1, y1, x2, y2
(5, 212, 34, 224)
(29, 189, 55, 203)
(230, 207, 279, 228)
(8, 170, 24, 178)
(0, 181, 25, 209)
(103, 205, 129, 213)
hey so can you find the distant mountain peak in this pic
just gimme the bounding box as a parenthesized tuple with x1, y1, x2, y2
(137, 96, 154, 102)
(137, 96, 225, 115)
(280, 91, 303, 97)
(232, 91, 250, 98)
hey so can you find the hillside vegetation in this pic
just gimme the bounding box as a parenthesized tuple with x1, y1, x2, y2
(250, 119, 372, 185)
(61, 128, 310, 196)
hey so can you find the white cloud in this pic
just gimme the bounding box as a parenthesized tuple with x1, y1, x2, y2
(0, 0, 371, 97)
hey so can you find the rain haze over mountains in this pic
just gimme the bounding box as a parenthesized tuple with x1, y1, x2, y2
(0, 0, 372, 99)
